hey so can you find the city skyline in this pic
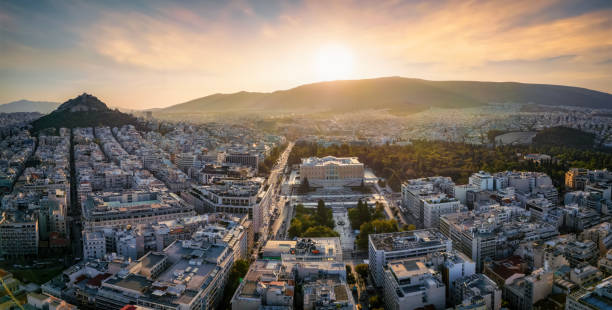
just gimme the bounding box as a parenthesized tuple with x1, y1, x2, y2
(1, 0, 611, 109)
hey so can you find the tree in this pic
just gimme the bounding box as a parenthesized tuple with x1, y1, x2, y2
(402, 224, 416, 231)
(221, 259, 250, 307)
(288, 203, 335, 238)
(369, 295, 383, 309)
(348, 199, 372, 230)
(302, 225, 339, 237)
(315, 200, 334, 228)
(299, 177, 310, 194)
(355, 264, 369, 280)
(288, 218, 303, 238)
(356, 219, 399, 250)
(289, 140, 612, 192)
(346, 265, 356, 284)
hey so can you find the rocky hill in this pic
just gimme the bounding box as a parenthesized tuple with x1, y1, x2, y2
(31, 93, 141, 133)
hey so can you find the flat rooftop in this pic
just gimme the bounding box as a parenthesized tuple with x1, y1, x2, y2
(141, 253, 166, 269)
(262, 238, 342, 260)
(389, 259, 429, 280)
(369, 229, 450, 252)
(301, 156, 362, 166)
(105, 274, 152, 293)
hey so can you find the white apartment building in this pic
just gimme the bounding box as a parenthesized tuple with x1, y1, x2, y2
(382, 258, 446, 310)
(422, 194, 464, 229)
(81, 191, 195, 230)
(368, 229, 452, 286)
(504, 268, 553, 310)
(183, 179, 264, 233)
(401, 177, 455, 224)
(452, 274, 501, 310)
(429, 251, 476, 304)
(83, 231, 106, 260)
(469, 171, 494, 190)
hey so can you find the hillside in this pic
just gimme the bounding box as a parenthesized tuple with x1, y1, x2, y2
(0, 100, 60, 113)
(31, 93, 142, 133)
(162, 77, 612, 114)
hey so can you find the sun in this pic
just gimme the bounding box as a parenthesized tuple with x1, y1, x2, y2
(314, 44, 354, 81)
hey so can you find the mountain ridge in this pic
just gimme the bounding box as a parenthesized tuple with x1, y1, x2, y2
(0, 100, 60, 113)
(162, 77, 612, 114)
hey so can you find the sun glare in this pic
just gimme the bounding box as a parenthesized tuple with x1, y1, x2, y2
(314, 44, 354, 81)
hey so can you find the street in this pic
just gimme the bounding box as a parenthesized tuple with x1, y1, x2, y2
(256, 142, 294, 252)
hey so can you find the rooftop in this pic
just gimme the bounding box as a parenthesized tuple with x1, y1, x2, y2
(105, 274, 152, 293)
(140, 253, 166, 269)
(369, 229, 450, 252)
(389, 259, 430, 280)
(301, 156, 362, 166)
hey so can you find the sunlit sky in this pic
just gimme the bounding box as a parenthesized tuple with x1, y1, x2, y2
(1, 0, 611, 109)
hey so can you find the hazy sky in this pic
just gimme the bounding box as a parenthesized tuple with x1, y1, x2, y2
(1, 0, 611, 109)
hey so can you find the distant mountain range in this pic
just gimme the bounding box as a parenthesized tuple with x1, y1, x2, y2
(162, 77, 612, 114)
(31, 93, 141, 133)
(0, 100, 60, 113)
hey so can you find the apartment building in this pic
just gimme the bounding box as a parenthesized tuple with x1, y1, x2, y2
(183, 179, 264, 233)
(564, 240, 599, 267)
(368, 229, 452, 286)
(440, 210, 559, 271)
(81, 191, 195, 230)
(452, 274, 501, 310)
(0, 215, 39, 259)
(382, 258, 446, 310)
(401, 176, 456, 225)
(225, 152, 259, 170)
(504, 268, 553, 310)
(95, 239, 233, 310)
(565, 275, 612, 310)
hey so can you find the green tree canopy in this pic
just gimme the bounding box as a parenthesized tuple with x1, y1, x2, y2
(302, 225, 339, 237)
(356, 219, 399, 250)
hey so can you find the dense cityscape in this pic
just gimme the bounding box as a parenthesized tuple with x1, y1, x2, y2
(0, 92, 609, 310)
(1, 1, 612, 309)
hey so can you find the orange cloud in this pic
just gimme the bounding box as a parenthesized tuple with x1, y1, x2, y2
(1, 0, 610, 108)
